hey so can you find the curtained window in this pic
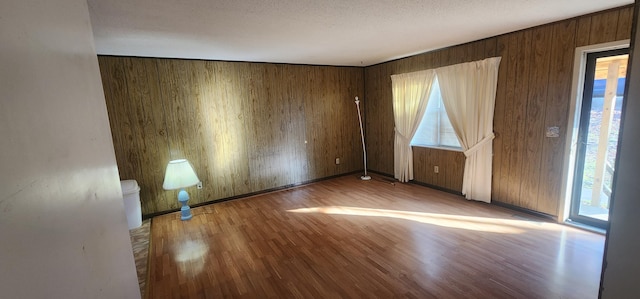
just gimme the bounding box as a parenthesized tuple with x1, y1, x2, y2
(392, 57, 501, 202)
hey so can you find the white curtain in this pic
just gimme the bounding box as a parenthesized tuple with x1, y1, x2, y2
(391, 69, 436, 182)
(436, 57, 501, 202)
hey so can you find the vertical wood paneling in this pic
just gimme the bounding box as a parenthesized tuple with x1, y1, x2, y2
(537, 20, 577, 215)
(491, 35, 509, 202)
(616, 6, 634, 41)
(484, 37, 498, 58)
(246, 63, 293, 190)
(589, 10, 620, 45)
(364, 63, 395, 175)
(156, 59, 201, 210)
(446, 151, 465, 191)
(130, 58, 171, 213)
(412, 147, 464, 191)
(575, 15, 593, 47)
(363, 5, 632, 216)
(99, 57, 129, 175)
(507, 30, 532, 209)
(201, 61, 244, 200)
(281, 64, 311, 184)
(98, 57, 171, 214)
(520, 26, 553, 210)
(101, 57, 364, 216)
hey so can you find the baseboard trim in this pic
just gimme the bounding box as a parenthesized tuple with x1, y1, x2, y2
(371, 170, 556, 222)
(409, 180, 464, 196)
(564, 219, 607, 235)
(491, 200, 556, 221)
(143, 170, 362, 220)
(367, 169, 394, 178)
(366, 169, 464, 196)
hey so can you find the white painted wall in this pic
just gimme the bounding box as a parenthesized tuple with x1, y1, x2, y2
(0, 0, 140, 298)
(601, 3, 640, 298)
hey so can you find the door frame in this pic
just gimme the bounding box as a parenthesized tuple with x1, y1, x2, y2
(569, 47, 628, 229)
(558, 40, 629, 226)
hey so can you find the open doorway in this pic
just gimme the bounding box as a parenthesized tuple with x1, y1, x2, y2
(565, 47, 628, 229)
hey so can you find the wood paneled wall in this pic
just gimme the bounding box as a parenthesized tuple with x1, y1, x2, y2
(413, 147, 465, 192)
(364, 6, 633, 216)
(99, 57, 364, 216)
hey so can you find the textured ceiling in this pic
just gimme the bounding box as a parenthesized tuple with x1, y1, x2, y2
(87, 0, 632, 67)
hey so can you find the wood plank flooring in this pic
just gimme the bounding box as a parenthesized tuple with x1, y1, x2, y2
(148, 174, 604, 298)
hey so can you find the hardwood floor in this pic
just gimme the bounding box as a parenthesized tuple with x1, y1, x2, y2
(148, 174, 604, 298)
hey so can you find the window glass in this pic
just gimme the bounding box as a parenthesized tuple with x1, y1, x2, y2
(411, 79, 461, 150)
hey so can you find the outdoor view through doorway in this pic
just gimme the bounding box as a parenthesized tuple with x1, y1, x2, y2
(570, 48, 628, 229)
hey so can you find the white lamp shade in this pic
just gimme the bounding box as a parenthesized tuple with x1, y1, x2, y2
(162, 159, 200, 190)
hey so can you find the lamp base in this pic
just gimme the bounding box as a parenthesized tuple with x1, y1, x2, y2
(180, 206, 193, 220)
(178, 189, 193, 221)
(361, 175, 371, 180)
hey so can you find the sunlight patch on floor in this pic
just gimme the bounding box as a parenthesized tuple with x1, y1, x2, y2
(288, 206, 564, 234)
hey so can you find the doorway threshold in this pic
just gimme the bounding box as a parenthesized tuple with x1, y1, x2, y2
(564, 219, 606, 235)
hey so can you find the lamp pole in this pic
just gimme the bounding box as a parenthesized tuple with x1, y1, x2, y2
(355, 97, 371, 180)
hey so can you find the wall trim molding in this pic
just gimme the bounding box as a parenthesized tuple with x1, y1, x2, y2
(144, 171, 362, 219)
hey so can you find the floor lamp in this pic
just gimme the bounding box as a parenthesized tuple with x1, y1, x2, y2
(355, 97, 371, 180)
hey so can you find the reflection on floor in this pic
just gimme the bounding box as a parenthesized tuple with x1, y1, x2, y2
(129, 218, 151, 298)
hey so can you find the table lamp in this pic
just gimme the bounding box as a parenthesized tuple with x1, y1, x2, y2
(163, 159, 200, 220)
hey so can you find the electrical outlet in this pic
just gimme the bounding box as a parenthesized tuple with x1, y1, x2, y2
(197, 181, 203, 189)
(546, 126, 560, 138)
(335, 158, 340, 165)
(434, 166, 439, 173)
